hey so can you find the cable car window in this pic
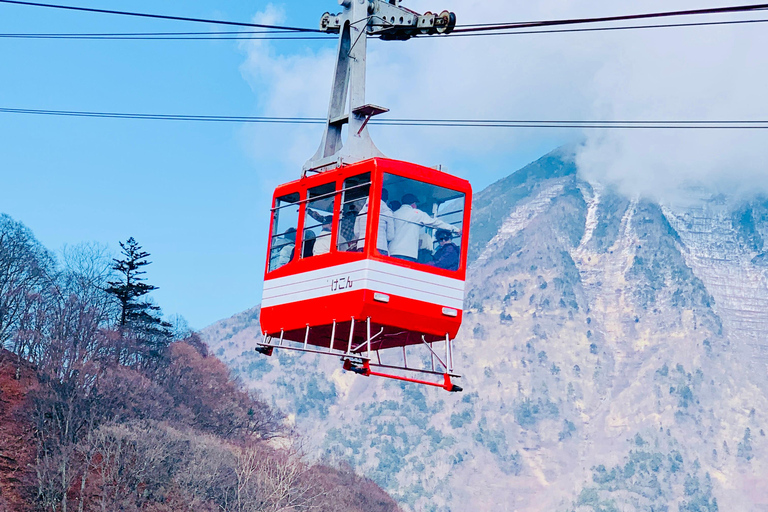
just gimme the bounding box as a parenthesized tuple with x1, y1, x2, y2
(304, 182, 336, 258)
(381, 173, 465, 271)
(268, 192, 301, 272)
(338, 173, 371, 253)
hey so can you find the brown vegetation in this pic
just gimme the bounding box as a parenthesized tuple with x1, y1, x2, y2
(0, 349, 38, 512)
(0, 215, 401, 512)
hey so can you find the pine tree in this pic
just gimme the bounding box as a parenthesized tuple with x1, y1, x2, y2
(106, 238, 171, 358)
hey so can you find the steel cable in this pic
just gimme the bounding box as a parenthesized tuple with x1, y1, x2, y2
(2, 107, 768, 129)
(0, 0, 323, 32)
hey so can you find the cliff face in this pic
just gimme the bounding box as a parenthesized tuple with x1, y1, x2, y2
(203, 148, 768, 512)
(0, 349, 38, 512)
(664, 196, 768, 388)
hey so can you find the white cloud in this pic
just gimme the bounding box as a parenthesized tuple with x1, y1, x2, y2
(239, 1, 768, 200)
(236, 5, 336, 191)
(574, 3, 768, 201)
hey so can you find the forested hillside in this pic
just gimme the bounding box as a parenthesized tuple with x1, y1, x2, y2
(0, 214, 400, 512)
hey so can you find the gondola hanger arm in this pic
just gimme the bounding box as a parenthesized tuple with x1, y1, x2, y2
(304, 1, 456, 175)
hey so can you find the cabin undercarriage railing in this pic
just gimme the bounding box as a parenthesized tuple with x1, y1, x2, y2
(255, 317, 462, 392)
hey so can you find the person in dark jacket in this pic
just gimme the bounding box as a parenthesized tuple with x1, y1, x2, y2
(427, 229, 460, 271)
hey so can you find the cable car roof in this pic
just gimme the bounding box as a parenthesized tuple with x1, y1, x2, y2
(273, 158, 471, 196)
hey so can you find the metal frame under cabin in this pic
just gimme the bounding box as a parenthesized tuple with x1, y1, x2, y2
(259, 321, 462, 392)
(258, 158, 471, 391)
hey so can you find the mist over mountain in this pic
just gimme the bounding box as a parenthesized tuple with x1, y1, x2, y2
(202, 147, 768, 512)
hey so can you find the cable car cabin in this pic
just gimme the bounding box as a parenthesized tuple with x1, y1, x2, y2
(258, 158, 471, 389)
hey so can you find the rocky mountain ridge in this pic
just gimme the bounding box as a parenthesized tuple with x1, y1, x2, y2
(202, 148, 768, 512)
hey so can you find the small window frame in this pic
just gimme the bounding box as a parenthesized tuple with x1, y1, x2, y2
(337, 172, 372, 254)
(302, 182, 338, 259)
(267, 191, 302, 273)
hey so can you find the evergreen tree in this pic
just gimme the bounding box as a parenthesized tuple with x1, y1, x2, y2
(106, 238, 171, 357)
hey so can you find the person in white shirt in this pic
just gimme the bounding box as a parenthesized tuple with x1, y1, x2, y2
(313, 215, 333, 256)
(354, 189, 396, 255)
(389, 194, 459, 262)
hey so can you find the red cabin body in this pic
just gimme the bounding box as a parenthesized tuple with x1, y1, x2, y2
(260, 158, 472, 353)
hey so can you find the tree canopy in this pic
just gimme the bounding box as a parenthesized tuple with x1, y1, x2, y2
(106, 237, 172, 359)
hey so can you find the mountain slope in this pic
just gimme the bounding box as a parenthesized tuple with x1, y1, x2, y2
(202, 148, 768, 512)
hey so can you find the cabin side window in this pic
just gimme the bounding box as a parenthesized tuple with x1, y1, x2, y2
(380, 174, 465, 271)
(337, 173, 371, 253)
(268, 192, 301, 272)
(303, 182, 336, 258)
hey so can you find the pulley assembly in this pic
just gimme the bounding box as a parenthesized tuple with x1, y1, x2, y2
(320, 1, 456, 41)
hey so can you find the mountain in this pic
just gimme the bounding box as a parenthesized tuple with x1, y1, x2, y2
(201, 147, 768, 512)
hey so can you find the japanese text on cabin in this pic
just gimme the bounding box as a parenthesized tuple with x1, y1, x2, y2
(331, 276, 353, 292)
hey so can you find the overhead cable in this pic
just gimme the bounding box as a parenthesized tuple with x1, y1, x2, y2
(2, 17, 767, 40)
(2, 107, 768, 129)
(0, 0, 322, 32)
(443, 17, 768, 37)
(0, 32, 331, 40)
(450, 2, 768, 33)
(2, 1, 767, 39)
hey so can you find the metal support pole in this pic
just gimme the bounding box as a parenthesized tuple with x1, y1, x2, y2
(330, 320, 337, 352)
(366, 317, 372, 359)
(402, 346, 408, 369)
(445, 334, 450, 372)
(421, 335, 448, 371)
(430, 343, 435, 372)
(305, 3, 455, 174)
(350, 328, 384, 353)
(347, 317, 355, 354)
(279, 329, 284, 346)
(303, 324, 310, 349)
(304, 1, 383, 173)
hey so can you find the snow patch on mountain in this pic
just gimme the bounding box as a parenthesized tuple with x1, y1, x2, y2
(477, 182, 565, 264)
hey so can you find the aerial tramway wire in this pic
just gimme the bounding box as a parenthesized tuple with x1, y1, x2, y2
(4, 17, 768, 40)
(2, 0, 768, 39)
(2, 107, 768, 129)
(441, 17, 768, 38)
(0, 32, 331, 40)
(448, 2, 768, 33)
(0, 0, 323, 32)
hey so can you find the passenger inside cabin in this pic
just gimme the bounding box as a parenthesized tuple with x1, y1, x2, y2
(388, 200, 401, 213)
(274, 227, 296, 268)
(313, 215, 333, 256)
(306, 209, 333, 257)
(389, 194, 459, 263)
(427, 228, 460, 271)
(339, 205, 359, 251)
(356, 188, 395, 256)
(418, 231, 434, 264)
(302, 230, 316, 258)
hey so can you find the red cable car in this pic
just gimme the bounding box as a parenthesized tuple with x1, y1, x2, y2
(257, 2, 467, 391)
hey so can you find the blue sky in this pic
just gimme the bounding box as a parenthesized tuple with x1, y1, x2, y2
(0, 0, 570, 329)
(0, 1, 346, 329)
(2, 0, 765, 329)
